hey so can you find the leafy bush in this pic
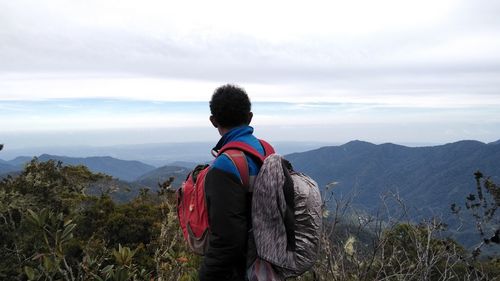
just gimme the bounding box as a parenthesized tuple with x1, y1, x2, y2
(0, 159, 199, 280)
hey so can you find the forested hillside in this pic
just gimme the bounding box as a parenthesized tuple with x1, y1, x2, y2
(286, 140, 500, 242)
(287, 140, 500, 211)
(133, 166, 189, 190)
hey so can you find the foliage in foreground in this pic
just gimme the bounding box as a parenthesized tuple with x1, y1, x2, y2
(293, 176, 500, 281)
(0, 159, 199, 280)
(0, 159, 499, 280)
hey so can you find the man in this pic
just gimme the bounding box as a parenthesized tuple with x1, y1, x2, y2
(199, 84, 273, 281)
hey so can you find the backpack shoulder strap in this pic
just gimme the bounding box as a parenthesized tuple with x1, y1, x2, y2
(218, 139, 275, 188)
(219, 140, 275, 162)
(258, 139, 275, 156)
(222, 149, 250, 187)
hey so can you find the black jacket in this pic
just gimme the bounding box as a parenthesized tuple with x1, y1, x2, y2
(199, 126, 266, 281)
(199, 168, 251, 281)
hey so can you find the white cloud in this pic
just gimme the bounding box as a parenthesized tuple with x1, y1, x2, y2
(2, 71, 500, 108)
(1, 0, 499, 145)
(2, 0, 498, 79)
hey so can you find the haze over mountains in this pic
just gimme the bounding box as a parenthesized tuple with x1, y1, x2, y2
(1, 140, 498, 201)
(2, 139, 499, 244)
(0, 141, 331, 167)
(2, 139, 498, 197)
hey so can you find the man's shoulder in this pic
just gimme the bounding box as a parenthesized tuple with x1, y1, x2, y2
(211, 154, 241, 179)
(234, 135, 265, 155)
(211, 137, 259, 176)
(212, 153, 235, 170)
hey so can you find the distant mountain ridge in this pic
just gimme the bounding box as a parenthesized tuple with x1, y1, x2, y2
(0, 162, 18, 174)
(2, 140, 499, 205)
(285, 140, 500, 244)
(7, 156, 33, 167)
(37, 154, 157, 182)
(134, 165, 190, 189)
(0, 154, 157, 182)
(489, 139, 500, 145)
(0, 141, 332, 167)
(0, 155, 192, 188)
(2, 139, 499, 248)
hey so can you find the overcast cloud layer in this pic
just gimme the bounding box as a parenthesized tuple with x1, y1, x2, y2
(1, 0, 500, 148)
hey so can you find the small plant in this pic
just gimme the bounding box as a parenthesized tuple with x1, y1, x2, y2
(452, 171, 500, 259)
(24, 209, 77, 280)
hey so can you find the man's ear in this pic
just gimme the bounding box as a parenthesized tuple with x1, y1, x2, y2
(247, 112, 253, 124)
(209, 116, 218, 128)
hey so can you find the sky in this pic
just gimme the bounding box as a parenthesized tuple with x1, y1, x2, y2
(1, 0, 500, 150)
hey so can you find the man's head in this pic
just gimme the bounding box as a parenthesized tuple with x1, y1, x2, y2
(209, 84, 253, 133)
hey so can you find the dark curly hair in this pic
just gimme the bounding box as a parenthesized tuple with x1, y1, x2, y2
(210, 84, 252, 128)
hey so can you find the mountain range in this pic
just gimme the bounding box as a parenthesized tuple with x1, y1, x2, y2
(287, 140, 500, 212)
(0, 161, 19, 174)
(0, 141, 331, 167)
(2, 140, 499, 191)
(2, 139, 499, 217)
(134, 165, 190, 188)
(0, 154, 191, 194)
(0, 154, 156, 182)
(286, 140, 500, 246)
(2, 139, 499, 245)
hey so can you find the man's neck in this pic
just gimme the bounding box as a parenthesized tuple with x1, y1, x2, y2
(218, 127, 231, 136)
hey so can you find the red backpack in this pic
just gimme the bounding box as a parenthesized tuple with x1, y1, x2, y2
(177, 140, 274, 255)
